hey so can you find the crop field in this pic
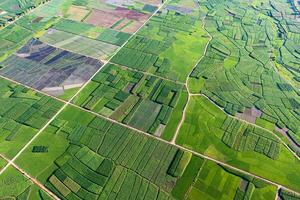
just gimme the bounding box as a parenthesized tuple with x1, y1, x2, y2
(0, 0, 47, 27)
(52, 19, 132, 46)
(186, 160, 276, 200)
(111, 2, 210, 82)
(0, 24, 31, 59)
(0, 38, 103, 99)
(188, 0, 300, 153)
(32, 0, 160, 32)
(0, 78, 63, 158)
(14, 106, 190, 199)
(176, 95, 300, 192)
(0, 11, 58, 62)
(9, 0, 159, 60)
(11, 105, 277, 200)
(40, 29, 119, 60)
(279, 188, 300, 200)
(0, 165, 52, 199)
(73, 63, 187, 137)
(0, 0, 300, 199)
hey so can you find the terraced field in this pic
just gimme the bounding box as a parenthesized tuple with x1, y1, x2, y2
(0, 0, 299, 199)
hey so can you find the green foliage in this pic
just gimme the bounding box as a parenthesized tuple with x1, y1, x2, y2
(167, 149, 192, 177)
(74, 63, 183, 135)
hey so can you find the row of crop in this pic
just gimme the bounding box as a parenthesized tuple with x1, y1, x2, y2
(221, 117, 280, 159)
(75, 63, 182, 135)
(46, 147, 115, 199)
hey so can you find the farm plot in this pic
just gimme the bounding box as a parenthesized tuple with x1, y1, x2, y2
(111, 3, 210, 82)
(0, 0, 46, 26)
(0, 165, 52, 199)
(52, 18, 132, 46)
(0, 77, 63, 159)
(40, 29, 119, 60)
(0, 38, 103, 100)
(15, 105, 193, 199)
(188, 0, 300, 150)
(85, 7, 150, 34)
(185, 160, 276, 200)
(0, 158, 6, 171)
(73, 63, 187, 137)
(0, 24, 32, 60)
(16, 13, 57, 32)
(176, 95, 300, 192)
(81, 0, 161, 33)
(0, 11, 58, 62)
(30, 0, 159, 34)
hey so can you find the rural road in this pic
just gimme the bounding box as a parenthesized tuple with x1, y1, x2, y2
(0, 154, 60, 200)
(0, 0, 299, 198)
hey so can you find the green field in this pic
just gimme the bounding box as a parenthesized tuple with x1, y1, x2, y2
(111, 5, 210, 82)
(189, 0, 300, 150)
(14, 105, 184, 199)
(176, 96, 300, 192)
(12, 104, 278, 199)
(73, 63, 186, 137)
(0, 0, 300, 198)
(186, 160, 276, 200)
(0, 165, 52, 199)
(0, 78, 63, 158)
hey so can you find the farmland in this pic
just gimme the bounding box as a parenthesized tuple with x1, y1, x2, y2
(176, 95, 300, 192)
(188, 0, 300, 154)
(185, 160, 276, 200)
(111, 0, 210, 82)
(0, 0, 300, 199)
(0, 38, 103, 99)
(0, 0, 48, 27)
(0, 165, 53, 199)
(73, 63, 187, 138)
(13, 105, 277, 200)
(17, 107, 190, 199)
(0, 77, 63, 158)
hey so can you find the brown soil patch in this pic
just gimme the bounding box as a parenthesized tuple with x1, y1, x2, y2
(85, 7, 149, 33)
(236, 107, 262, 124)
(122, 20, 143, 33)
(67, 5, 90, 21)
(85, 9, 122, 27)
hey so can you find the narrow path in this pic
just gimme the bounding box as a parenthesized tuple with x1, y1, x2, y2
(275, 186, 281, 200)
(0, 1, 300, 196)
(1, 79, 300, 195)
(109, 61, 185, 85)
(171, 14, 212, 144)
(0, 154, 59, 200)
(168, 9, 300, 161)
(0, 0, 168, 176)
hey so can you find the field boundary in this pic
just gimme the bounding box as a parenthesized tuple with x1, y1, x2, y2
(171, 14, 212, 144)
(0, 0, 169, 177)
(169, 10, 300, 161)
(191, 93, 300, 161)
(0, 154, 59, 200)
(1, 0, 300, 197)
(2, 75, 300, 195)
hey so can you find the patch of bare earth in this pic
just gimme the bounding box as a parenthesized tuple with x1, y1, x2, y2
(85, 7, 149, 33)
(67, 5, 90, 21)
(236, 107, 262, 123)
